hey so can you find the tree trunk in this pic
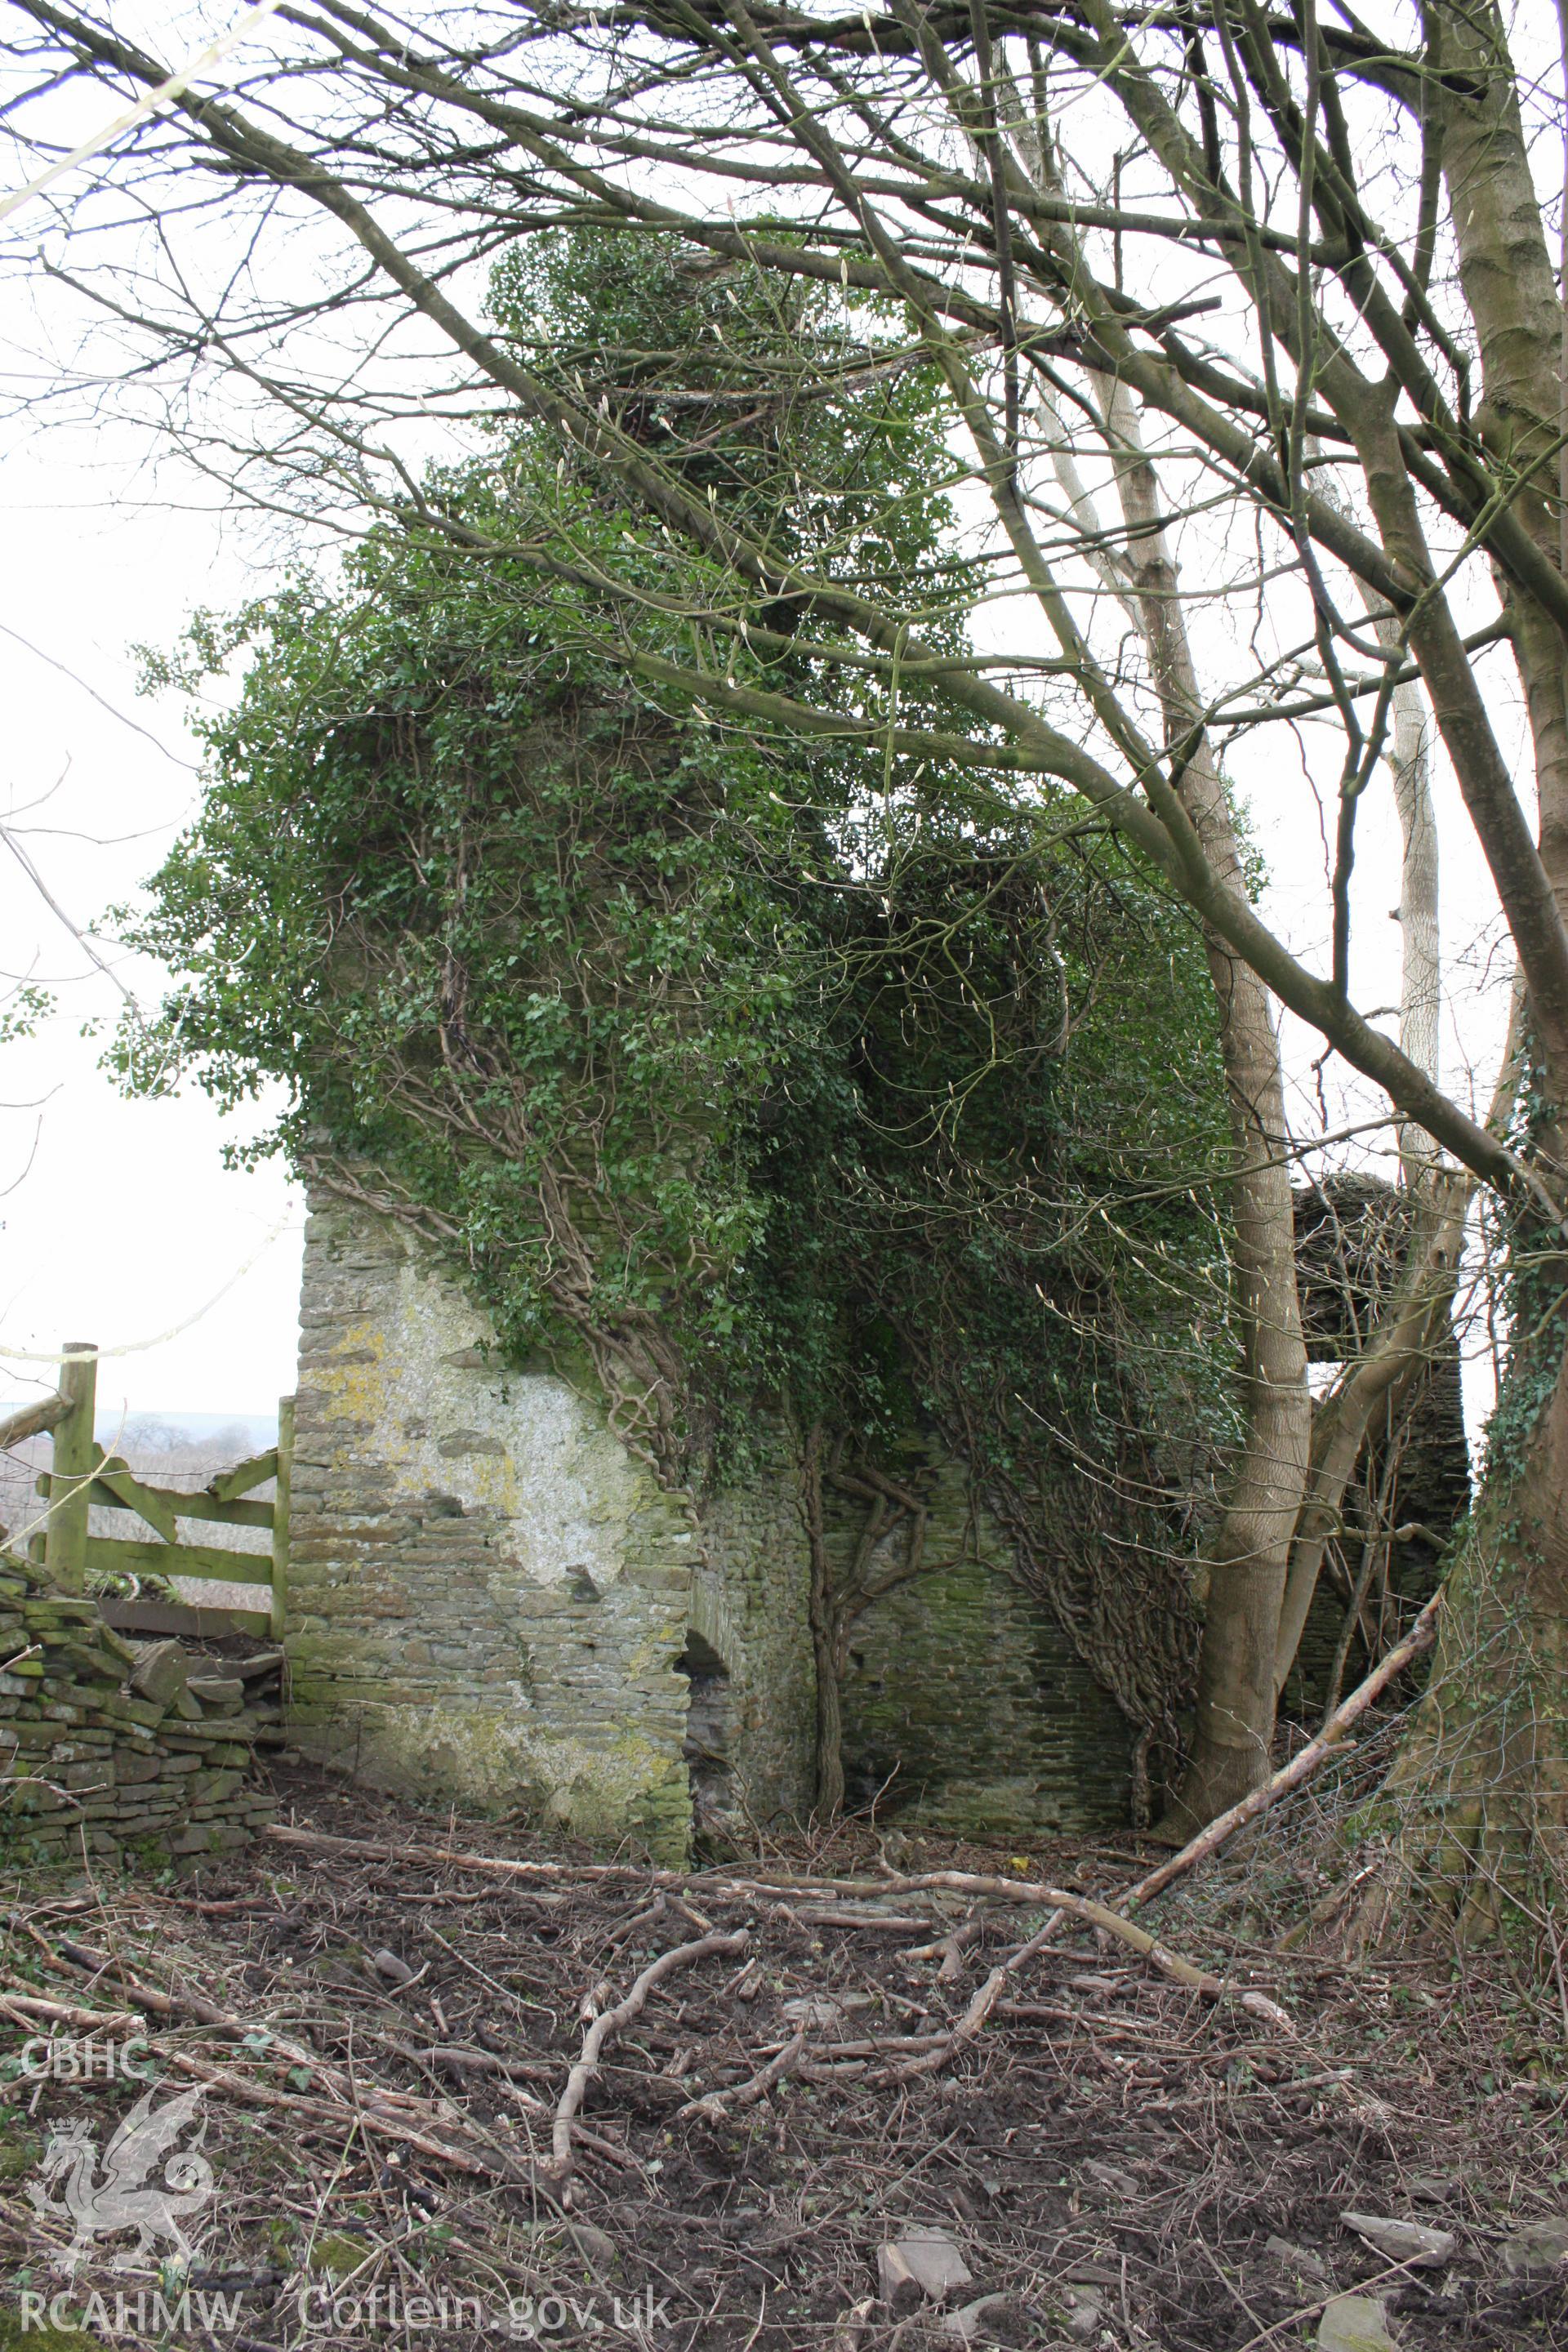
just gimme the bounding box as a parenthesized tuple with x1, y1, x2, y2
(1389, 664, 1441, 1179)
(1049, 364, 1475, 1830)
(1094, 380, 1312, 1831)
(1167, 927, 1311, 1828)
(813, 1641, 847, 1822)
(799, 1423, 848, 1817)
(1267, 541, 1463, 1694)
(1272, 1170, 1470, 1693)
(1343, 1326, 1568, 1947)
(1434, 0, 1568, 1012)
(798, 1449, 932, 1820)
(1343, 2, 1568, 1937)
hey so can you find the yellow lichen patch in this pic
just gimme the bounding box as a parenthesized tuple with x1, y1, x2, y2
(318, 1321, 393, 1454)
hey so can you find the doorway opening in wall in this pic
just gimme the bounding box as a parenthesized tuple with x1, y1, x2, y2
(676, 1628, 732, 1827)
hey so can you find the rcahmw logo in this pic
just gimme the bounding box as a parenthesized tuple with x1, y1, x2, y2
(19, 2289, 244, 2337)
(25, 2082, 215, 2274)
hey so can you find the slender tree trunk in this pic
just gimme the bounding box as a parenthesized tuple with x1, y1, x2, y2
(1390, 667, 1441, 1180)
(1053, 363, 1484, 1832)
(799, 1423, 847, 1817)
(1166, 847, 1310, 1829)
(1272, 1171, 1469, 1692)
(1094, 381, 1312, 1830)
(814, 1649, 847, 1821)
(1019, 110, 1312, 1811)
(1045, 359, 1478, 1826)
(1342, 2, 1568, 1937)
(1433, 0, 1568, 1065)
(1272, 540, 1462, 1692)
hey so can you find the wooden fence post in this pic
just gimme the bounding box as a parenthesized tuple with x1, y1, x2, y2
(43, 1343, 97, 1595)
(270, 1393, 294, 1641)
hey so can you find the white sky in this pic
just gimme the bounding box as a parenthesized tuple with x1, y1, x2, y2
(0, 425, 303, 1422)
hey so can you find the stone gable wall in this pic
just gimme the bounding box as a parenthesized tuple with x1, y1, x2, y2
(287, 1197, 815, 1856)
(834, 1455, 1133, 1837)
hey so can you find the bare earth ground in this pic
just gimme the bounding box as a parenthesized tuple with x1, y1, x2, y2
(1, 1759, 1565, 2352)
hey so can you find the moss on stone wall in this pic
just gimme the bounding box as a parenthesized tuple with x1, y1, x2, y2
(288, 1196, 697, 1858)
(290, 1193, 1146, 1851)
(837, 1460, 1132, 1837)
(691, 1453, 817, 1821)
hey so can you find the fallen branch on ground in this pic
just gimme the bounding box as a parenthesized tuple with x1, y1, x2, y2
(1122, 1591, 1444, 1914)
(550, 1928, 748, 2177)
(163, 2048, 494, 2175)
(11, 1927, 523, 2176)
(889, 1913, 1070, 2081)
(675, 2025, 808, 2122)
(0, 1987, 142, 2034)
(905, 1920, 982, 1976)
(30, 1927, 521, 2179)
(261, 1793, 1293, 2093)
(407, 2041, 550, 2091)
(259, 1823, 1246, 1988)
(759, 1878, 1226, 1995)
(266, 1822, 665, 1882)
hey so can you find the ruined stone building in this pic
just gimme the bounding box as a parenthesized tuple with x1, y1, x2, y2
(284, 1195, 1134, 1858)
(283, 1177, 1474, 1860)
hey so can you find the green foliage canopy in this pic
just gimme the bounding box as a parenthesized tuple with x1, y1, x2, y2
(120, 236, 1238, 1746)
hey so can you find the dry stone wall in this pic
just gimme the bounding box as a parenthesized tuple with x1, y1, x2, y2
(0, 1555, 277, 1867)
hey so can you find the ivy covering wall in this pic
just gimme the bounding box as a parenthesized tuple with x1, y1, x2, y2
(120, 236, 1243, 1785)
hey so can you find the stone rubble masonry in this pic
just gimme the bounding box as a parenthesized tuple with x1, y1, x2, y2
(835, 1452, 1133, 1835)
(291, 1196, 738, 1862)
(0, 1556, 277, 1867)
(689, 1441, 817, 1824)
(290, 1193, 1134, 1857)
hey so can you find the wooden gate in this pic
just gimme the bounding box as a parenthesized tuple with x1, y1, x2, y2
(3, 1343, 294, 1640)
